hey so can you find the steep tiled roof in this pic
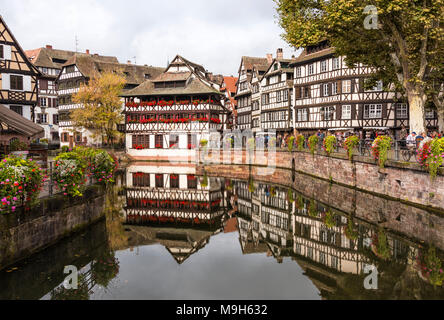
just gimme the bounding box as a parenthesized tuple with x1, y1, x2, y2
(25, 47, 76, 69)
(62, 54, 164, 86)
(291, 47, 336, 65)
(121, 76, 221, 97)
(242, 56, 270, 71)
(222, 76, 238, 94)
(152, 72, 191, 82)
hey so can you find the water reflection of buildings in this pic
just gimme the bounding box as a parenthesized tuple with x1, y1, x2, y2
(123, 163, 230, 264)
(230, 177, 439, 298)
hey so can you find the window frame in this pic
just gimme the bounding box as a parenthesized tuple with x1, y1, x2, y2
(10, 75, 24, 91)
(342, 105, 352, 120)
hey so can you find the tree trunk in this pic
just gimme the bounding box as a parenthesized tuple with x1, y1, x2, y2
(438, 108, 444, 133)
(408, 93, 427, 134)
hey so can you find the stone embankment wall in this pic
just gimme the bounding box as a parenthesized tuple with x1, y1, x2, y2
(198, 149, 444, 212)
(197, 165, 444, 250)
(0, 185, 107, 270)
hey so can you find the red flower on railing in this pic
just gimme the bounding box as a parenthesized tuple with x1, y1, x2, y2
(132, 144, 145, 150)
(155, 144, 162, 148)
(188, 144, 196, 149)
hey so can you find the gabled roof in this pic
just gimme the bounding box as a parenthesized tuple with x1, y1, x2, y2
(122, 54, 222, 97)
(60, 54, 164, 86)
(291, 47, 336, 65)
(25, 47, 76, 70)
(240, 56, 270, 72)
(0, 105, 44, 139)
(121, 76, 222, 96)
(0, 16, 41, 76)
(263, 58, 297, 78)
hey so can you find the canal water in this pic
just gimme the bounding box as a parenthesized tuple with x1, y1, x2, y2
(1, 162, 444, 300)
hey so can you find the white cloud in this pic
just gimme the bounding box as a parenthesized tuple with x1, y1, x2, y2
(1, 0, 298, 75)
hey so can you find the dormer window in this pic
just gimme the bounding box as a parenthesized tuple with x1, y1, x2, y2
(144, 74, 151, 79)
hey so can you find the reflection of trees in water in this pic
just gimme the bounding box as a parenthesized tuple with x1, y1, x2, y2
(226, 176, 444, 299)
(50, 250, 120, 300)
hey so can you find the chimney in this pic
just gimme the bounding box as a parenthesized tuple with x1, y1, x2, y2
(46, 45, 53, 49)
(127, 60, 132, 65)
(86, 49, 90, 54)
(266, 53, 273, 64)
(277, 48, 283, 60)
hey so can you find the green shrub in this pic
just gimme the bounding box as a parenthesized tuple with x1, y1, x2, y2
(426, 138, 444, 180)
(323, 135, 337, 156)
(287, 136, 295, 152)
(371, 136, 392, 168)
(0, 156, 44, 213)
(296, 135, 305, 151)
(9, 139, 28, 152)
(308, 135, 319, 155)
(344, 135, 360, 161)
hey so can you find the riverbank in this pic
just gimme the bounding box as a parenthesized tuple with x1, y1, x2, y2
(195, 149, 444, 213)
(0, 184, 107, 271)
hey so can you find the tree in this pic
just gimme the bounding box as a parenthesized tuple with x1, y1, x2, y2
(71, 71, 126, 146)
(275, 0, 444, 133)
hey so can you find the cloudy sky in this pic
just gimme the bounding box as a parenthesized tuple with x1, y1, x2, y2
(1, 0, 298, 76)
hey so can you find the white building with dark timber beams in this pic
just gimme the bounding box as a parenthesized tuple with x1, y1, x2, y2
(291, 41, 438, 137)
(122, 55, 228, 159)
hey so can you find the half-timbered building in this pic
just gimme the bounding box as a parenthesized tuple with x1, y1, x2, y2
(235, 56, 271, 131)
(124, 163, 226, 264)
(122, 55, 227, 158)
(260, 49, 295, 135)
(220, 76, 238, 129)
(56, 52, 163, 148)
(292, 41, 438, 137)
(26, 45, 76, 144)
(0, 16, 40, 123)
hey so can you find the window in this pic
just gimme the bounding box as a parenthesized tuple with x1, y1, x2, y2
(187, 175, 197, 189)
(37, 113, 48, 124)
(39, 80, 48, 90)
(426, 110, 435, 119)
(39, 97, 47, 107)
(295, 66, 301, 78)
(395, 103, 408, 119)
(10, 75, 23, 90)
(187, 134, 196, 149)
(75, 132, 82, 142)
(155, 174, 164, 188)
(364, 104, 382, 118)
(283, 90, 288, 101)
(61, 132, 69, 142)
(342, 80, 351, 93)
(262, 93, 269, 105)
(53, 114, 59, 125)
(332, 82, 338, 95)
(144, 73, 151, 79)
(133, 172, 150, 187)
(342, 105, 352, 119)
(132, 135, 150, 149)
(170, 174, 179, 189)
(331, 256, 339, 270)
(320, 60, 327, 72)
(66, 65, 75, 73)
(320, 252, 326, 265)
(276, 91, 282, 102)
(322, 106, 335, 120)
(366, 80, 383, 92)
(332, 57, 340, 70)
(155, 135, 163, 148)
(308, 63, 314, 75)
(169, 135, 179, 148)
(297, 108, 308, 122)
(0, 45, 3, 59)
(323, 83, 330, 97)
(10, 105, 23, 116)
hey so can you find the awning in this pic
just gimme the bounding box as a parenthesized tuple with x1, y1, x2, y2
(0, 104, 44, 139)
